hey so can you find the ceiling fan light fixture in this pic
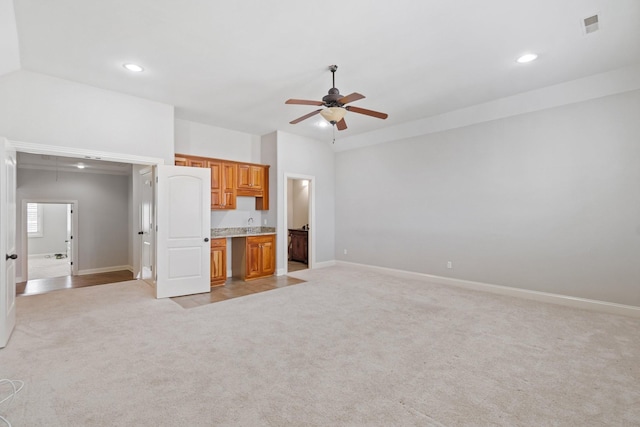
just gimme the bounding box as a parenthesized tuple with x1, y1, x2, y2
(320, 107, 347, 123)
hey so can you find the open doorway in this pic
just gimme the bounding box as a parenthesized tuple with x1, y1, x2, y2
(24, 201, 76, 280)
(287, 178, 311, 273)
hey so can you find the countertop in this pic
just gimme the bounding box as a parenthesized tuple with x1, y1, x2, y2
(211, 226, 276, 238)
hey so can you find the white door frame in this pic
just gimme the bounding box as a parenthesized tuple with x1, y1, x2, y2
(9, 139, 165, 284)
(137, 166, 155, 284)
(282, 172, 315, 274)
(20, 199, 79, 282)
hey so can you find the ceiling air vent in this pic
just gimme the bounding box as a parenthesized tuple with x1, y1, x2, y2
(583, 14, 599, 34)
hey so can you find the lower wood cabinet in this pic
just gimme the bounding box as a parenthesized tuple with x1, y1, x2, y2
(210, 238, 227, 287)
(231, 234, 276, 280)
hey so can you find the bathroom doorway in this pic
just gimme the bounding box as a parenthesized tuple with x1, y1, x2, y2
(287, 178, 310, 272)
(23, 201, 77, 281)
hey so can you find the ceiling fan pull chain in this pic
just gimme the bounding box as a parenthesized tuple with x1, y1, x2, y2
(332, 125, 336, 144)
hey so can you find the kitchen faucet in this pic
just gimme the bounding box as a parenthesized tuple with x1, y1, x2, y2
(248, 217, 254, 230)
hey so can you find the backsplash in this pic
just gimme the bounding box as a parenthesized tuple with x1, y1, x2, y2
(211, 197, 266, 228)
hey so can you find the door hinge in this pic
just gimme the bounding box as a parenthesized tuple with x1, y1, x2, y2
(70, 262, 73, 265)
(70, 236, 73, 239)
(156, 176, 158, 183)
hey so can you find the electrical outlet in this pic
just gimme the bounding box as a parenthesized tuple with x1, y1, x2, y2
(447, 261, 452, 269)
(263, 219, 267, 225)
(344, 249, 348, 255)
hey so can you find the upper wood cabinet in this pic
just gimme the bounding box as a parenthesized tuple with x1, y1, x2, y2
(175, 154, 269, 210)
(175, 156, 207, 168)
(209, 160, 236, 210)
(236, 164, 264, 194)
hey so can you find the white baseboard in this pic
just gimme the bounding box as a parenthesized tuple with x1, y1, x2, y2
(278, 260, 336, 276)
(313, 260, 336, 269)
(78, 265, 132, 275)
(336, 261, 640, 318)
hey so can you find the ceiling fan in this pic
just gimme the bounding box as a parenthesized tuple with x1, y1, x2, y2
(285, 65, 388, 131)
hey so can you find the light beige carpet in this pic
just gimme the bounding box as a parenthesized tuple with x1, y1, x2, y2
(1, 265, 639, 426)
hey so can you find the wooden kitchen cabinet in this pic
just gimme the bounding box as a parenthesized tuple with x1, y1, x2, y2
(175, 154, 269, 211)
(236, 163, 269, 210)
(209, 160, 236, 210)
(210, 238, 227, 287)
(236, 164, 264, 194)
(175, 155, 207, 168)
(232, 234, 276, 280)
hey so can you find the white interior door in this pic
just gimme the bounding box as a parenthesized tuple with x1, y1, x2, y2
(1, 138, 17, 348)
(140, 168, 154, 281)
(156, 165, 210, 298)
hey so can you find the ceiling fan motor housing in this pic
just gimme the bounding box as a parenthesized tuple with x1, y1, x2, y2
(323, 88, 343, 106)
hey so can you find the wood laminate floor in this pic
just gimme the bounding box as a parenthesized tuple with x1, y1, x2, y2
(16, 268, 307, 309)
(171, 274, 306, 309)
(16, 270, 134, 296)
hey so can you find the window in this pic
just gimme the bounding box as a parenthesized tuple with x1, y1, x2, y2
(27, 203, 43, 237)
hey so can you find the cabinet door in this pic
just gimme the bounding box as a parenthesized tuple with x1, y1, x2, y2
(188, 158, 207, 168)
(210, 238, 226, 286)
(175, 155, 207, 168)
(209, 161, 224, 209)
(250, 165, 263, 191)
(246, 239, 262, 279)
(245, 235, 275, 279)
(260, 237, 275, 275)
(222, 162, 237, 209)
(175, 156, 188, 166)
(237, 164, 263, 192)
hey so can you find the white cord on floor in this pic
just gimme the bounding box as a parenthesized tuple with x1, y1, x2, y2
(0, 379, 24, 427)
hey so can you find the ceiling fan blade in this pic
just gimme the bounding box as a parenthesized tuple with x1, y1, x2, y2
(336, 118, 347, 131)
(346, 106, 388, 120)
(289, 109, 322, 124)
(285, 99, 324, 106)
(338, 92, 365, 105)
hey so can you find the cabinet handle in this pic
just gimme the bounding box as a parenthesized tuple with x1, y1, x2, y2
(204, 238, 209, 242)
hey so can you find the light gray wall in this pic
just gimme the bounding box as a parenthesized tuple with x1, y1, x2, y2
(276, 131, 335, 267)
(335, 89, 640, 306)
(17, 169, 130, 275)
(28, 203, 68, 255)
(174, 118, 269, 229)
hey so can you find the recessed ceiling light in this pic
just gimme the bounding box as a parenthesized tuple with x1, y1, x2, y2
(516, 53, 538, 64)
(123, 63, 144, 72)
(77, 163, 86, 169)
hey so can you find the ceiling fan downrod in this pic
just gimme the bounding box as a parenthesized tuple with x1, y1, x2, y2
(329, 64, 338, 89)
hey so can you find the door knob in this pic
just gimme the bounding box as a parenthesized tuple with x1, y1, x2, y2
(5, 254, 18, 260)
(204, 238, 209, 242)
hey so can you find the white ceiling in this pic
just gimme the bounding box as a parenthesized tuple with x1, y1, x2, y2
(10, 0, 640, 143)
(17, 152, 132, 176)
